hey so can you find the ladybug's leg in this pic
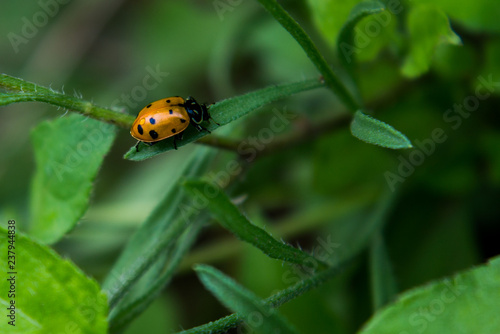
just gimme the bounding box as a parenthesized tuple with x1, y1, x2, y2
(209, 115, 220, 126)
(192, 123, 211, 134)
(173, 133, 183, 150)
(135, 141, 155, 152)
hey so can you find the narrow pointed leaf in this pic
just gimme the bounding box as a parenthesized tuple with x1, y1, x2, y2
(30, 114, 116, 244)
(337, 0, 386, 66)
(178, 259, 348, 334)
(183, 180, 327, 269)
(360, 256, 500, 333)
(125, 78, 324, 161)
(195, 264, 300, 334)
(103, 147, 215, 310)
(350, 110, 412, 149)
(108, 220, 203, 332)
(0, 226, 108, 333)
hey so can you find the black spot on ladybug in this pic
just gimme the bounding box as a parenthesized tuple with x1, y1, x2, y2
(180, 119, 186, 123)
(171, 128, 176, 133)
(137, 124, 143, 135)
(146, 104, 152, 108)
(149, 130, 158, 139)
(166, 99, 171, 103)
(169, 109, 173, 114)
(150, 118, 156, 124)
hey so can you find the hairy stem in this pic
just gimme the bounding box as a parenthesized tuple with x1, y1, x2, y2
(256, 0, 361, 112)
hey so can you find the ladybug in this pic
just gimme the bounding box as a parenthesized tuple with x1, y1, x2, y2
(130, 96, 219, 151)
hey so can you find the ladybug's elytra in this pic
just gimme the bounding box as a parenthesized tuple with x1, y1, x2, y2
(130, 96, 219, 151)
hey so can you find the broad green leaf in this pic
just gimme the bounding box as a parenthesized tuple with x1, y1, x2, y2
(103, 146, 216, 310)
(125, 79, 324, 161)
(402, 5, 462, 78)
(360, 256, 500, 334)
(183, 180, 327, 269)
(350, 110, 412, 149)
(30, 114, 116, 244)
(337, 0, 386, 65)
(0, 226, 108, 333)
(195, 264, 300, 334)
(369, 233, 397, 310)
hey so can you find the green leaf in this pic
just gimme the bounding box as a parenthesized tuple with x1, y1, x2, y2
(183, 180, 326, 269)
(103, 146, 216, 318)
(0, 225, 108, 333)
(360, 256, 500, 334)
(195, 264, 300, 334)
(369, 233, 397, 310)
(402, 4, 462, 78)
(108, 220, 203, 333)
(125, 78, 324, 161)
(350, 110, 412, 149)
(178, 259, 348, 334)
(29, 114, 116, 244)
(337, 0, 386, 66)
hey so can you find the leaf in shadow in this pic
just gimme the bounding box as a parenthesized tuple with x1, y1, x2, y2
(195, 264, 300, 334)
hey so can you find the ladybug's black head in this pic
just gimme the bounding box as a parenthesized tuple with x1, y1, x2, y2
(184, 96, 209, 124)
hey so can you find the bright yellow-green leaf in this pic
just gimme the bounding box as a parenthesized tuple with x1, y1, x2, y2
(30, 114, 116, 244)
(360, 256, 500, 334)
(0, 226, 108, 333)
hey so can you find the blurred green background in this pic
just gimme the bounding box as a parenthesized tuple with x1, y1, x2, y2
(1, 0, 499, 333)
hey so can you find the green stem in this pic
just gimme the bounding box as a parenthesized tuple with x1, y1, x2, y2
(176, 260, 349, 334)
(0, 73, 134, 129)
(256, 0, 361, 112)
